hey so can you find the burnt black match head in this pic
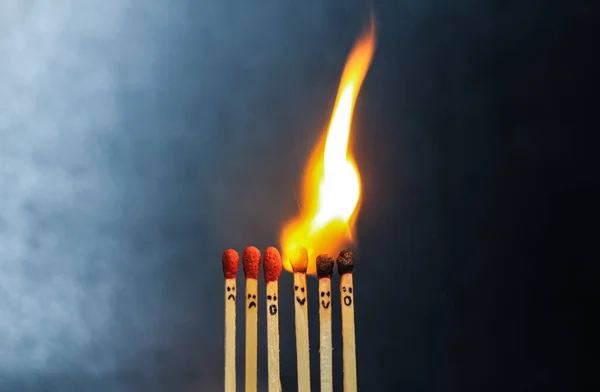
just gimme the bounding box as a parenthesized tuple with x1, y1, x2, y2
(316, 254, 335, 279)
(336, 250, 355, 275)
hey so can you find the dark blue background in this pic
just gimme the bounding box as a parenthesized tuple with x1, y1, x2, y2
(0, 0, 594, 390)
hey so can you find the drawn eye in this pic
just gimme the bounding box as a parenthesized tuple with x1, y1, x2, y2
(343, 287, 347, 292)
(248, 294, 251, 299)
(267, 295, 272, 300)
(227, 287, 231, 292)
(301, 287, 305, 293)
(327, 291, 330, 297)
(349, 287, 353, 294)
(232, 286, 235, 291)
(321, 291, 325, 297)
(273, 295, 277, 301)
(294, 286, 298, 291)
(252, 294, 256, 299)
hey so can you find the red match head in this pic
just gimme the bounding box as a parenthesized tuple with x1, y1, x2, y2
(242, 246, 261, 279)
(263, 247, 282, 283)
(222, 249, 239, 279)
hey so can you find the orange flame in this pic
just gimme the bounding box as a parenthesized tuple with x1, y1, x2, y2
(280, 20, 376, 274)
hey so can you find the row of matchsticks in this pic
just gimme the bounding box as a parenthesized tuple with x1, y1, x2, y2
(222, 246, 357, 392)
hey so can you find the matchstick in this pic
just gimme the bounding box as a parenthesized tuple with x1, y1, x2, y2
(222, 249, 239, 392)
(291, 246, 311, 392)
(243, 246, 261, 392)
(316, 254, 335, 392)
(337, 250, 357, 392)
(263, 247, 283, 392)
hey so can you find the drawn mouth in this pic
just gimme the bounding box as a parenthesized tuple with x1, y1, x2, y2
(248, 302, 256, 309)
(321, 301, 330, 309)
(343, 296, 352, 306)
(269, 304, 278, 315)
(227, 295, 236, 302)
(296, 297, 306, 306)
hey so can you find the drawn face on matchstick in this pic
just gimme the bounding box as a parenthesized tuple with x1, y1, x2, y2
(263, 247, 282, 316)
(242, 246, 260, 310)
(291, 247, 309, 306)
(316, 254, 335, 310)
(337, 251, 355, 307)
(247, 292, 257, 309)
(341, 285, 353, 307)
(266, 294, 278, 315)
(294, 285, 306, 306)
(226, 285, 236, 302)
(320, 290, 331, 309)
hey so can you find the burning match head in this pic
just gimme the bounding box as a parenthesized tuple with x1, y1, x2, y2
(263, 247, 282, 283)
(290, 246, 309, 273)
(336, 250, 355, 275)
(316, 254, 335, 279)
(242, 246, 261, 279)
(222, 249, 239, 279)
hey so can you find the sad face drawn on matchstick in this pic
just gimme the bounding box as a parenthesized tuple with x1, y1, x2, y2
(342, 286, 353, 306)
(247, 293, 257, 309)
(226, 285, 236, 302)
(242, 246, 260, 310)
(294, 285, 306, 306)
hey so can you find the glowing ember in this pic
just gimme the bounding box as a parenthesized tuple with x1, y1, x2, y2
(280, 19, 377, 274)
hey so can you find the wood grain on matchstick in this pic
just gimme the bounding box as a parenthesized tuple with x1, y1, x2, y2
(294, 272, 311, 392)
(319, 277, 333, 392)
(340, 273, 357, 392)
(243, 247, 261, 392)
(223, 278, 237, 392)
(266, 281, 281, 391)
(222, 248, 239, 392)
(263, 247, 283, 392)
(338, 250, 357, 392)
(317, 254, 335, 392)
(222, 249, 239, 392)
(245, 277, 258, 392)
(291, 246, 310, 392)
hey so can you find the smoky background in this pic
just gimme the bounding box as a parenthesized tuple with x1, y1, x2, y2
(0, 0, 594, 391)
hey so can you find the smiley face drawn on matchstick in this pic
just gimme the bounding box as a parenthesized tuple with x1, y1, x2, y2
(316, 254, 335, 310)
(342, 286, 353, 306)
(247, 293, 257, 309)
(266, 294, 278, 315)
(226, 285, 236, 302)
(294, 285, 306, 306)
(320, 290, 331, 309)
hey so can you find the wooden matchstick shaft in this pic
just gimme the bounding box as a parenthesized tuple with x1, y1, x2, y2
(266, 281, 282, 392)
(294, 272, 311, 392)
(224, 278, 237, 392)
(245, 278, 258, 392)
(319, 278, 333, 392)
(340, 273, 357, 392)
